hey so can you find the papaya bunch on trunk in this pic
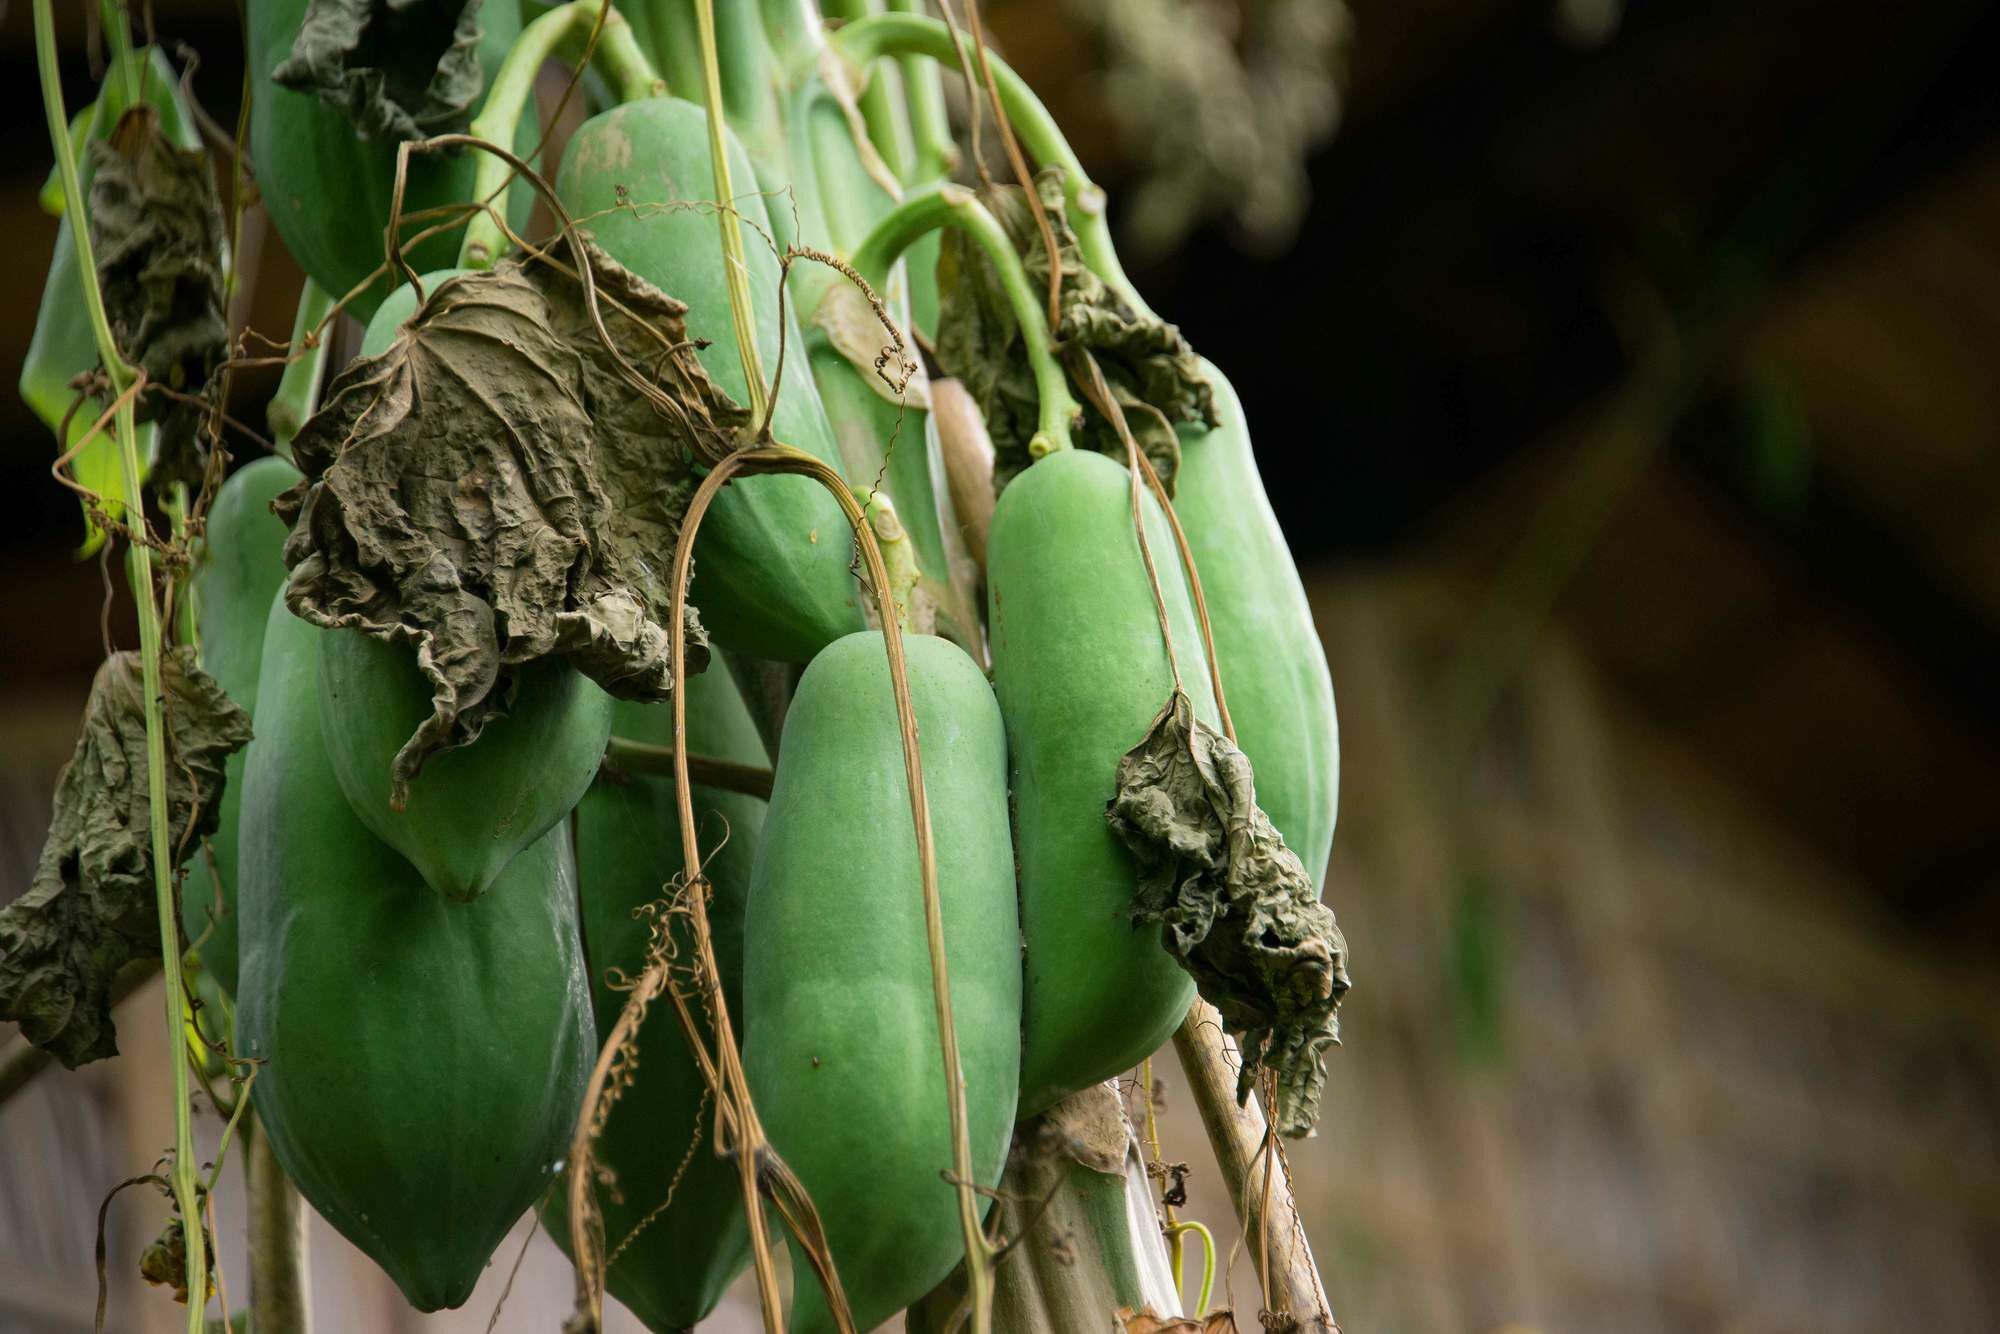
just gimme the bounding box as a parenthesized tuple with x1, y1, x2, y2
(12, 2, 1349, 1329)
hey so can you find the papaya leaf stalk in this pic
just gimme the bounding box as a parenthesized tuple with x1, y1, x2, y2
(34, 1, 208, 1327)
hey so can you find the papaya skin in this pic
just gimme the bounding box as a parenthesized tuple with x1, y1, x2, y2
(539, 670, 769, 1331)
(1173, 360, 1339, 884)
(184, 456, 301, 995)
(986, 448, 1217, 1115)
(246, 0, 525, 324)
(317, 629, 613, 902)
(555, 97, 864, 663)
(743, 633, 1020, 1334)
(235, 595, 592, 1312)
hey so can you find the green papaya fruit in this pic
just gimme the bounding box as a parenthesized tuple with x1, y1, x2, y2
(236, 594, 592, 1311)
(316, 628, 613, 902)
(539, 670, 769, 1331)
(247, 0, 526, 324)
(21, 47, 196, 551)
(986, 448, 1216, 1115)
(357, 267, 473, 355)
(743, 632, 1020, 1334)
(555, 96, 864, 663)
(183, 456, 302, 994)
(1173, 361, 1338, 882)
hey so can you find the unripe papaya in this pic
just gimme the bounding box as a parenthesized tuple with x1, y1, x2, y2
(247, 0, 525, 323)
(308, 276, 616, 902)
(986, 448, 1216, 1115)
(236, 594, 592, 1312)
(1173, 361, 1338, 882)
(183, 456, 301, 994)
(743, 633, 1020, 1334)
(317, 629, 614, 903)
(539, 670, 769, 1331)
(556, 97, 864, 662)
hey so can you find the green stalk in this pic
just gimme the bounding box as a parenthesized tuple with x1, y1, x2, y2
(831, 12, 1157, 321)
(821, 0, 913, 181)
(98, 0, 142, 106)
(35, 3, 206, 1330)
(758, 0, 827, 83)
(884, 0, 954, 185)
(266, 278, 334, 458)
(851, 184, 1078, 456)
(695, 0, 770, 424)
(460, 0, 663, 269)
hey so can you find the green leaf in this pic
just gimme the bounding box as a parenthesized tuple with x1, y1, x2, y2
(39, 101, 96, 216)
(935, 168, 1215, 495)
(1108, 690, 1350, 1137)
(273, 0, 493, 142)
(275, 246, 745, 799)
(0, 649, 252, 1069)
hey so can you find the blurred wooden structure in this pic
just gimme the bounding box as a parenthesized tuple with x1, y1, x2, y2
(1253, 574, 2000, 1334)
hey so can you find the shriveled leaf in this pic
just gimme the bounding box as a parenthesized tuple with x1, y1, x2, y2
(139, 1216, 211, 1305)
(0, 649, 252, 1068)
(274, 0, 490, 142)
(23, 49, 206, 551)
(935, 168, 1215, 494)
(277, 246, 744, 800)
(1108, 691, 1349, 1137)
(87, 104, 228, 490)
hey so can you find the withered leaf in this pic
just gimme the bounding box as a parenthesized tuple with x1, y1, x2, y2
(935, 167, 1215, 494)
(277, 246, 745, 798)
(0, 649, 251, 1068)
(87, 103, 228, 488)
(274, 0, 490, 142)
(1108, 691, 1350, 1137)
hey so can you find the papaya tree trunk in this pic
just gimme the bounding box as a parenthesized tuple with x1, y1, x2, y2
(246, 1113, 312, 1334)
(908, 1083, 1181, 1332)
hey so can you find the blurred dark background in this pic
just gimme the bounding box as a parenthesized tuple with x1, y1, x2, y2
(3, 1, 1999, 1330)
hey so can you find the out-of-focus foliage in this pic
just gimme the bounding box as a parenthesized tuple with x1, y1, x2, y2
(1062, 0, 1349, 258)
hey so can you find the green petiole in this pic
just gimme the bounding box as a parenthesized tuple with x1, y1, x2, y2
(850, 184, 1079, 458)
(459, 0, 663, 269)
(35, 3, 207, 1330)
(830, 12, 1159, 322)
(266, 278, 335, 458)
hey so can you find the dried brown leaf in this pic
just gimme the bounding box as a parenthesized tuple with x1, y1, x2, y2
(1108, 691, 1350, 1137)
(276, 246, 746, 797)
(0, 649, 251, 1067)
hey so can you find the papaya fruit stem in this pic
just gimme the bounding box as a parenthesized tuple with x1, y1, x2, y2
(695, 0, 772, 426)
(850, 184, 1079, 456)
(35, 4, 208, 1327)
(460, 0, 663, 270)
(265, 278, 335, 461)
(603, 735, 776, 801)
(828, 12, 1157, 321)
(884, 0, 959, 185)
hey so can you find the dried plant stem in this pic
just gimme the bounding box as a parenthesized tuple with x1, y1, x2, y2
(35, 4, 208, 1330)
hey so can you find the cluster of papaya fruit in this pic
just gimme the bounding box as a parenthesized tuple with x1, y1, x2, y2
(13, 0, 1347, 1328)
